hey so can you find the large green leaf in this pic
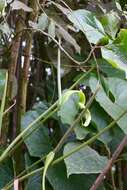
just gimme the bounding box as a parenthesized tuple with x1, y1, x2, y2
(67, 9, 106, 44)
(89, 76, 127, 133)
(102, 29, 127, 77)
(64, 142, 108, 177)
(47, 162, 105, 190)
(21, 102, 52, 157)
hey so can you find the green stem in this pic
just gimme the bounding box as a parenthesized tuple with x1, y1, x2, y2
(54, 86, 99, 153)
(0, 67, 94, 163)
(57, 37, 62, 105)
(0, 102, 57, 163)
(4, 108, 127, 189)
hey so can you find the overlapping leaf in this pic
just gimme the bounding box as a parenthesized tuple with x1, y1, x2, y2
(21, 102, 52, 157)
(64, 142, 108, 176)
(102, 29, 127, 77)
(89, 76, 127, 133)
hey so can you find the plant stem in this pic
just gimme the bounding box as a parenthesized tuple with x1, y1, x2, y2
(90, 135, 127, 190)
(54, 86, 99, 153)
(57, 37, 62, 105)
(4, 108, 127, 189)
(0, 68, 94, 163)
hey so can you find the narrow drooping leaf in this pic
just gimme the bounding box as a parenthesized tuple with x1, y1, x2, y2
(64, 142, 108, 177)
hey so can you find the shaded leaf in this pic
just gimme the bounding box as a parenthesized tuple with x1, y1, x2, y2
(64, 142, 108, 177)
(47, 162, 105, 190)
(0, 159, 14, 189)
(91, 102, 112, 144)
(21, 102, 52, 157)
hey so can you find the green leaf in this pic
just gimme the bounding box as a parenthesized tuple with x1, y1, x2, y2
(64, 142, 108, 177)
(91, 102, 112, 144)
(74, 123, 89, 140)
(24, 153, 42, 190)
(94, 59, 125, 78)
(47, 162, 105, 190)
(21, 102, 52, 157)
(58, 90, 86, 125)
(0, 159, 14, 189)
(100, 11, 120, 39)
(102, 29, 127, 77)
(67, 9, 106, 44)
(89, 76, 127, 133)
(42, 151, 55, 190)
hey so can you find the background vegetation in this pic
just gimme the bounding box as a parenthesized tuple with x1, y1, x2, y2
(0, 0, 127, 189)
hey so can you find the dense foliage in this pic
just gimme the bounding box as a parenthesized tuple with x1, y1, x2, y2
(0, 0, 127, 189)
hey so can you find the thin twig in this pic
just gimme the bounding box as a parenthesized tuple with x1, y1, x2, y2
(90, 135, 127, 190)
